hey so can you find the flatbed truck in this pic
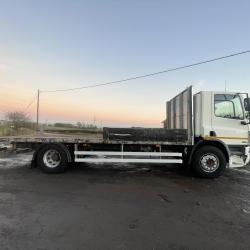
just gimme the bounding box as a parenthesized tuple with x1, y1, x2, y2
(3, 86, 250, 178)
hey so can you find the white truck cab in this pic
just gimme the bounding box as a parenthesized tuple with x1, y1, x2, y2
(166, 86, 250, 176)
(194, 91, 249, 144)
(194, 91, 250, 166)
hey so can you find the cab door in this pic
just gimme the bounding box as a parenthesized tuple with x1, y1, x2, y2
(211, 93, 248, 145)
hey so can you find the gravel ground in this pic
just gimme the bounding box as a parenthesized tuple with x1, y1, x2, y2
(0, 152, 250, 250)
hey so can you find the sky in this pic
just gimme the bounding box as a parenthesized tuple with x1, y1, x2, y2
(0, 0, 250, 127)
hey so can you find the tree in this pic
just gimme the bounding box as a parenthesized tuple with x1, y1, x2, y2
(5, 111, 30, 132)
(76, 122, 86, 128)
(54, 123, 74, 128)
(76, 122, 83, 128)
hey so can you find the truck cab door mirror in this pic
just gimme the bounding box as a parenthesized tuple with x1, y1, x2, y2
(244, 98, 250, 111)
(241, 120, 249, 125)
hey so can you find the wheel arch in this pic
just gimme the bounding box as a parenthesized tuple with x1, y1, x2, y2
(188, 139, 230, 165)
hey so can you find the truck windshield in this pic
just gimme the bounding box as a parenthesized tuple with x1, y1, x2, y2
(214, 94, 244, 119)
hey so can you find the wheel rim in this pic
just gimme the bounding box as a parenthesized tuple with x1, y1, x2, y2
(200, 153, 220, 173)
(43, 149, 61, 168)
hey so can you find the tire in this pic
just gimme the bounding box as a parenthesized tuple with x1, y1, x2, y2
(37, 144, 68, 173)
(191, 145, 227, 178)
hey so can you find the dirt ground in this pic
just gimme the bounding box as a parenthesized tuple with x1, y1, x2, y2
(0, 152, 250, 250)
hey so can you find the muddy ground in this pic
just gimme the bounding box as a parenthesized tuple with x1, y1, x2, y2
(0, 152, 250, 250)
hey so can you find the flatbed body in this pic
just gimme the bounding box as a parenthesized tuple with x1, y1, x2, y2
(1, 128, 189, 146)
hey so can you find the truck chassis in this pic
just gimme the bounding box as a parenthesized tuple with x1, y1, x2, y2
(5, 127, 230, 178)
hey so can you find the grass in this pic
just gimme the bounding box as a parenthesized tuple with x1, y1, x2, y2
(0, 126, 35, 136)
(0, 125, 103, 136)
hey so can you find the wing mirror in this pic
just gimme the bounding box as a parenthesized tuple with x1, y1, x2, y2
(244, 98, 250, 111)
(241, 120, 249, 125)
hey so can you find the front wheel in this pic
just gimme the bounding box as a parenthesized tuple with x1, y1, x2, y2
(191, 145, 227, 178)
(37, 144, 68, 173)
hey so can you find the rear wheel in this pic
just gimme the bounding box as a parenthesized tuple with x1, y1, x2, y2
(191, 145, 227, 178)
(37, 144, 68, 173)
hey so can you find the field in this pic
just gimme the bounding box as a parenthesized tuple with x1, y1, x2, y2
(43, 125, 102, 134)
(0, 124, 102, 136)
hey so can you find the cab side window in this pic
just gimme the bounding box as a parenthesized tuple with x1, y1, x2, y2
(214, 94, 244, 119)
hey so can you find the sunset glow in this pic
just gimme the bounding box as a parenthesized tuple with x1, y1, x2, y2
(1, 1, 250, 127)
